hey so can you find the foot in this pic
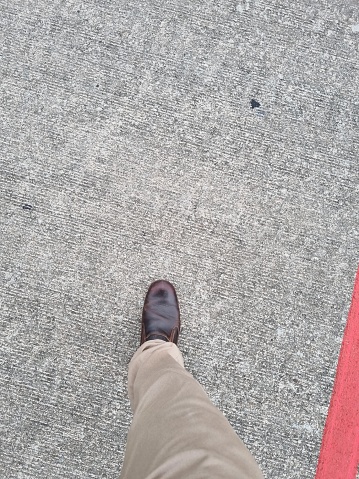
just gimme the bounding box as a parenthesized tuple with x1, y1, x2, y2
(141, 280, 180, 345)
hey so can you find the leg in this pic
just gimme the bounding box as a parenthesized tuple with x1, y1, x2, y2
(120, 280, 263, 479)
(120, 339, 263, 479)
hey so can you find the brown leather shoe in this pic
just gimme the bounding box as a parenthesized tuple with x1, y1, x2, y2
(141, 280, 180, 345)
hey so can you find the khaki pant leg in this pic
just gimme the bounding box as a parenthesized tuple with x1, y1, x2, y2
(120, 340, 263, 479)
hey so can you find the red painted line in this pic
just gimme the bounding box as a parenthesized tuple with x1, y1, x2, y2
(315, 265, 359, 479)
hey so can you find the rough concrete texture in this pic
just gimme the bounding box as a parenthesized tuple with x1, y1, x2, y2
(1, 0, 358, 478)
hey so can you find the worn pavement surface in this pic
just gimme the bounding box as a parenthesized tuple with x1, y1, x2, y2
(1, 0, 358, 478)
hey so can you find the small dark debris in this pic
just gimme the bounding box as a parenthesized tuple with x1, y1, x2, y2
(96, 84, 99, 88)
(250, 99, 261, 109)
(22, 203, 33, 211)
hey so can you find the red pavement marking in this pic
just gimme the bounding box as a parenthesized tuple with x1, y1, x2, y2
(315, 265, 359, 479)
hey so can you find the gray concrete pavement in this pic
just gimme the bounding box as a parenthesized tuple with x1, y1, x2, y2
(1, 0, 358, 478)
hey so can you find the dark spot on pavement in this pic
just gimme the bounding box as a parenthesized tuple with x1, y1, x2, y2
(22, 204, 33, 210)
(250, 99, 261, 109)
